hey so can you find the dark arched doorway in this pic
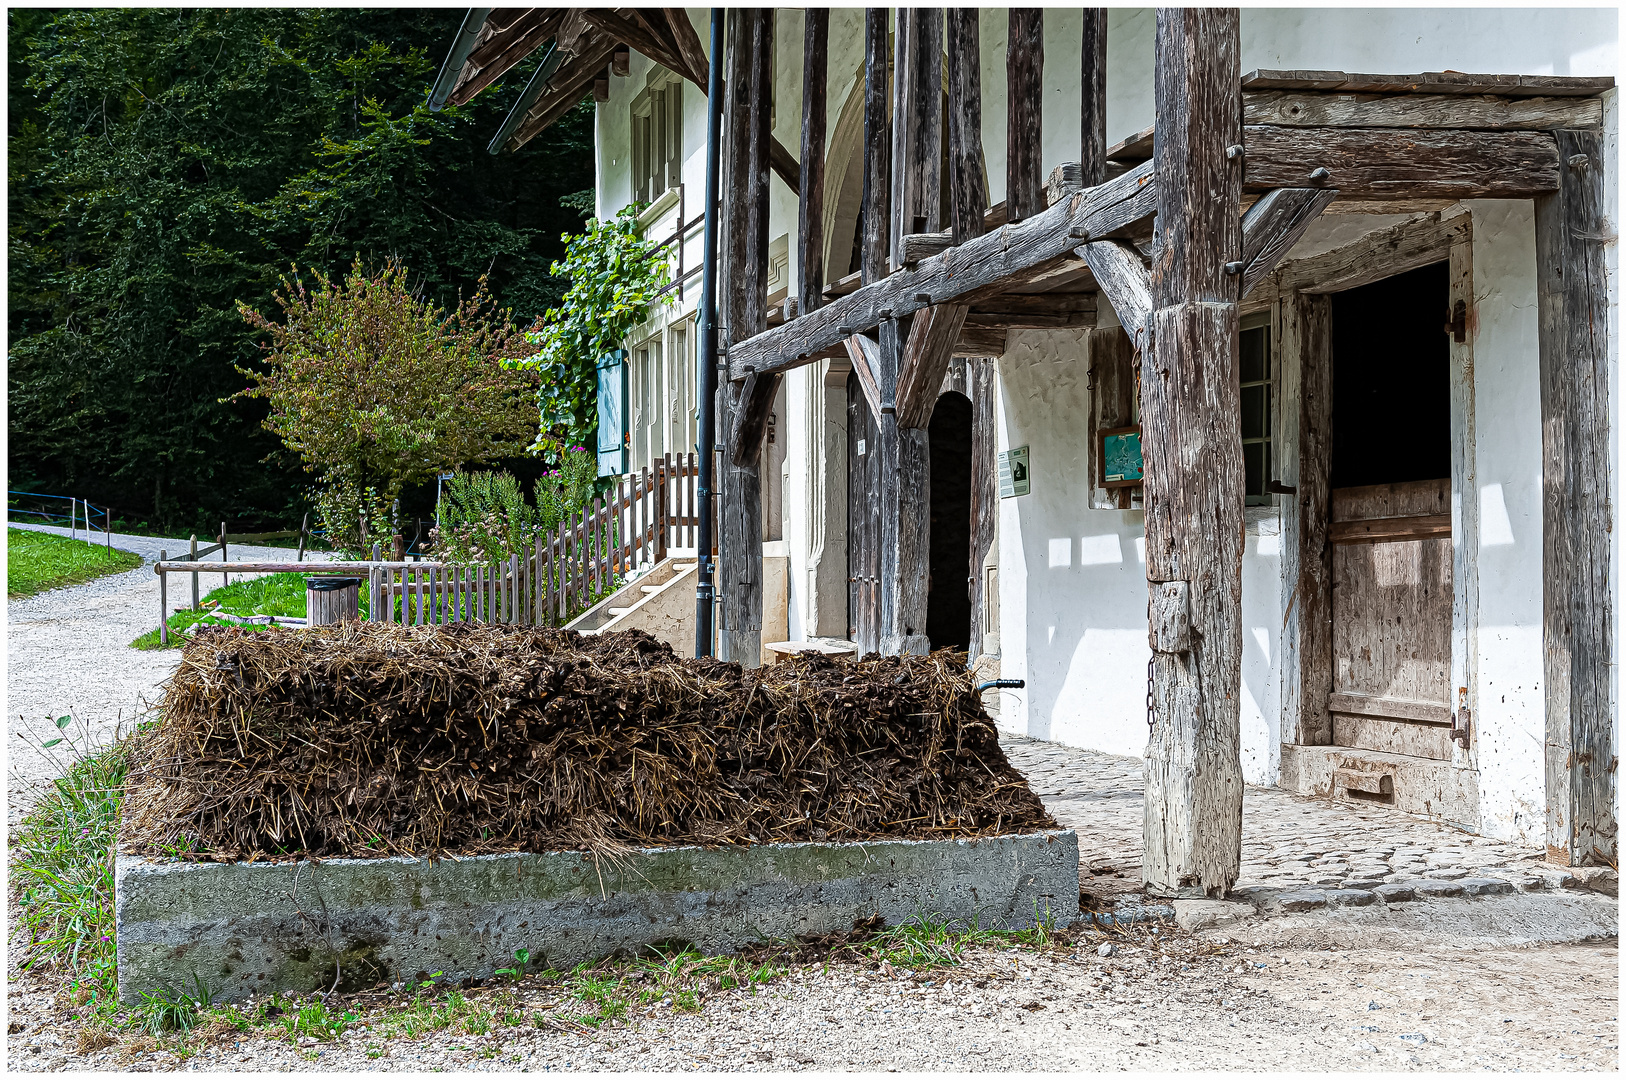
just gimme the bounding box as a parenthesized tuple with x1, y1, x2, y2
(926, 391, 973, 652)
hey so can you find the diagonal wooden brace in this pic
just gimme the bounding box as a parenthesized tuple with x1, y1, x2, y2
(895, 303, 970, 428)
(1238, 186, 1339, 297)
(727, 368, 783, 468)
(1080, 240, 1153, 353)
(843, 332, 887, 424)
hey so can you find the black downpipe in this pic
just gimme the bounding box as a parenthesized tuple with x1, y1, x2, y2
(694, 8, 724, 657)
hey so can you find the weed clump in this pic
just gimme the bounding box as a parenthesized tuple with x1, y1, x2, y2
(123, 624, 1054, 861)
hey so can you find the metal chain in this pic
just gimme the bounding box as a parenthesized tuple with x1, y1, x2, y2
(1146, 656, 1156, 731)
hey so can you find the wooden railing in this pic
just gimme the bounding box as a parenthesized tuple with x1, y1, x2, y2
(372, 453, 703, 628)
(154, 456, 705, 638)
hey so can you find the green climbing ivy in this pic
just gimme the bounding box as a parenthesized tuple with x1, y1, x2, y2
(514, 205, 673, 450)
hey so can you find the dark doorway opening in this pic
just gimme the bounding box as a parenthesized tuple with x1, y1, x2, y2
(1330, 261, 1452, 487)
(926, 392, 973, 652)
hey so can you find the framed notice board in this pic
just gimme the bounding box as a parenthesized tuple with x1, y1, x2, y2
(998, 446, 1030, 498)
(1099, 426, 1143, 488)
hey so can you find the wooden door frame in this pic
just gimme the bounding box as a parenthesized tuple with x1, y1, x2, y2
(1270, 209, 1478, 776)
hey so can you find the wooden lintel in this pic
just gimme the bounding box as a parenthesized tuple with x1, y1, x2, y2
(843, 333, 885, 423)
(1245, 90, 1604, 131)
(896, 304, 970, 428)
(1242, 125, 1559, 198)
(1080, 240, 1151, 351)
(1238, 187, 1338, 298)
(1241, 69, 1615, 97)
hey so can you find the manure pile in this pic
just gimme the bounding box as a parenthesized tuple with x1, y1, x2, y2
(123, 623, 1055, 862)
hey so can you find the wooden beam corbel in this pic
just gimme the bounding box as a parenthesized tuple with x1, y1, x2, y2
(896, 304, 971, 428)
(843, 333, 886, 423)
(1080, 240, 1152, 352)
(1238, 187, 1338, 297)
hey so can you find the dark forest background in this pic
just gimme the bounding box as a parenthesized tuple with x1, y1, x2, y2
(8, 8, 596, 535)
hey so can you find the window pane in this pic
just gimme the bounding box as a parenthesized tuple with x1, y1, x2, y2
(1240, 326, 1266, 383)
(1244, 441, 1265, 498)
(1241, 384, 1266, 440)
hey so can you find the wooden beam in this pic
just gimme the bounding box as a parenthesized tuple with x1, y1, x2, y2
(450, 10, 563, 106)
(661, 8, 710, 84)
(896, 304, 970, 428)
(1080, 241, 1151, 351)
(728, 158, 1156, 380)
(798, 9, 828, 315)
(1537, 129, 1616, 867)
(891, 9, 944, 272)
(899, 230, 954, 264)
(1240, 69, 1615, 97)
(862, 9, 890, 283)
(842, 333, 885, 424)
(1141, 6, 1244, 900)
(1242, 125, 1560, 198)
(953, 327, 1009, 356)
(1238, 186, 1338, 297)
(1081, 9, 1108, 186)
(946, 9, 988, 246)
(579, 8, 691, 80)
(1006, 9, 1045, 222)
(1244, 90, 1604, 131)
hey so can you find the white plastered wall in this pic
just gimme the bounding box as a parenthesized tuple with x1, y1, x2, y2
(993, 320, 1282, 780)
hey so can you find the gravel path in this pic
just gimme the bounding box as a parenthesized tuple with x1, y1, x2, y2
(6, 523, 335, 822)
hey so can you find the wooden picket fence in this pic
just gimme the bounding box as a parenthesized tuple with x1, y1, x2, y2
(371, 454, 702, 628)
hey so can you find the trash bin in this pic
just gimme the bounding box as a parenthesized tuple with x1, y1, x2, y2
(307, 576, 361, 626)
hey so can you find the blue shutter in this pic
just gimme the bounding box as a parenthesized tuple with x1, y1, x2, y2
(595, 350, 629, 478)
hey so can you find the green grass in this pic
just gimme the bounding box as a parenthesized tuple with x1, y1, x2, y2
(130, 571, 371, 650)
(7, 528, 142, 598)
(10, 727, 131, 1023)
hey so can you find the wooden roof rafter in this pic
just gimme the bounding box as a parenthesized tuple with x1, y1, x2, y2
(434, 8, 801, 190)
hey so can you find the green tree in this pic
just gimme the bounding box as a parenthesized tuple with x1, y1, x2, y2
(8, 9, 595, 532)
(235, 260, 540, 554)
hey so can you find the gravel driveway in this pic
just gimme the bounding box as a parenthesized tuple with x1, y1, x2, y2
(6, 523, 334, 822)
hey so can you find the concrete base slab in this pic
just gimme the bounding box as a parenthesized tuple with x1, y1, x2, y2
(1194, 892, 1617, 951)
(115, 830, 1079, 1005)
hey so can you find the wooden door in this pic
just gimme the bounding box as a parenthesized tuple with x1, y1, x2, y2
(847, 372, 881, 652)
(1329, 478, 1454, 758)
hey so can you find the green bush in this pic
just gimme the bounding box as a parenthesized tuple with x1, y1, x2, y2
(430, 448, 598, 564)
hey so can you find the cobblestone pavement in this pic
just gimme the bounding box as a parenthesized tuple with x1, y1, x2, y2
(1002, 735, 1613, 912)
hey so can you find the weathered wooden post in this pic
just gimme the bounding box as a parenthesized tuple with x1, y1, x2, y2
(1536, 128, 1616, 867)
(799, 8, 828, 316)
(1081, 9, 1108, 187)
(946, 9, 988, 247)
(716, 7, 773, 666)
(219, 522, 229, 589)
(297, 512, 308, 562)
(1140, 8, 1246, 898)
(157, 549, 168, 646)
(190, 534, 199, 611)
(1006, 9, 1044, 222)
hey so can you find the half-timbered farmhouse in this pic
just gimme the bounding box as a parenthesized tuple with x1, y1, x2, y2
(431, 8, 1617, 889)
